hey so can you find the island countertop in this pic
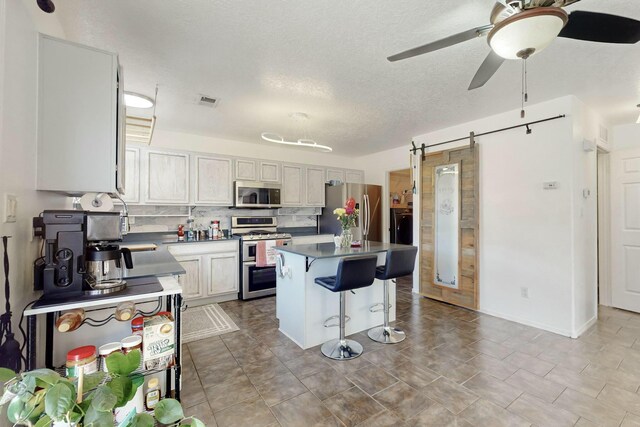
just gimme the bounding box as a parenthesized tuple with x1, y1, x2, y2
(276, 241, 412, 259)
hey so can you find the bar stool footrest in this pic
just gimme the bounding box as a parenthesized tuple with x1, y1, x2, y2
(323, 315, 351, 328)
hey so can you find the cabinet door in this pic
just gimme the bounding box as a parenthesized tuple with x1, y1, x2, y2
(121, 147, 140, 203)
(145, 150, 190, 204)
(282, 164, 304, 206)
(207, 252, 239, 296)
(345, 170, 364, 184)
(259, 161, 280, 183)
(305, 167, 326, 207)
(174, 256, 203, 300)
(195, 156, 233, 205)
(235, 159, 256, 181)
(326, 169, 345, 183)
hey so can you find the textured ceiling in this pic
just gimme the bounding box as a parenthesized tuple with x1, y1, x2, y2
(55, 0, 640, 155)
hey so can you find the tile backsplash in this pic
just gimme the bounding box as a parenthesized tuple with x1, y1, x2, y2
(127, 205, 321, 233)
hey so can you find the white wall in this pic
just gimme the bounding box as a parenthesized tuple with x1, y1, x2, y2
(612, 123, 640, 151)
(359, 95, 600, 338)
(0, 0, 69, 377)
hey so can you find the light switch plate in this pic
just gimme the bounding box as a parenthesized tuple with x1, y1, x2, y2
(543, 182, 559, 190)
(4, 194, 17, 223)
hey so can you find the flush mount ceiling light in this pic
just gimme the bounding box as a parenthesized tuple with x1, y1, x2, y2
(488, 8, 568, 60)
(261, 112, 332, 152)
(124, 92, 154, 109)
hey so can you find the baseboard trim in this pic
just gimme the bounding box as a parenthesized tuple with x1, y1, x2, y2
(478, 307, 573, 338)
(572, 315, 598, 339)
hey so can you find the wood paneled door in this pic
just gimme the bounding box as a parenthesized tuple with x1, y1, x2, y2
(420, 145, 479, 310)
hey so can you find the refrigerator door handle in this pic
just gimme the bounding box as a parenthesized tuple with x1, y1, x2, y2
(363, 194, 370, 238)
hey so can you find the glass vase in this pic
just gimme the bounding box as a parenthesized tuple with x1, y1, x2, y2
(340, 228, 353, 248)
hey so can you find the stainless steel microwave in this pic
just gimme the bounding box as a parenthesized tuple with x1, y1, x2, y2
(234, 181, 282, 208)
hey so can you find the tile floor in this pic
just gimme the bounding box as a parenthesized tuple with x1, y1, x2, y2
(181, 279, 640, 426)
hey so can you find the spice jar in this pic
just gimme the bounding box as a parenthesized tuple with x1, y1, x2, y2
(121, 335, 142, 354)
(145, 377, 160, 410)
(98, 342, 122, 372)
(56, 309, 85, 333)
(131, 316, 144, 336)
(66, 345, 97, 378)
(115, 301, 136, 321)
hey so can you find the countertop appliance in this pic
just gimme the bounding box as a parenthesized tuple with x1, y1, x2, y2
(390, 208, 413, 245)
(234, 181, 282, 209)
(319, 183, 383, 242)
(33, 210, 134, 299)
(231, 216, 291, 300)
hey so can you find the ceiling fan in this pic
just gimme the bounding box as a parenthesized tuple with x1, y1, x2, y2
(388, 0, 640, 90)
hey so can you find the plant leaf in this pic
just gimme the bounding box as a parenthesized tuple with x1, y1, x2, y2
(34, 414, 52, 427)
(0, 367, 16, 382)
(44, 382, 74, 421)
(124, 349, 142, 375)
(131, 412, 155, 427)
(107, 376, 133, 408)
(154, 398, 184, 425)
(181, 417, 206, 427)
(7, 396, 25, 423)
(105, 352, 127, 375)
(85, 405, 115, 427)
(80, 371, 107, 392)
(23, 368, 61, 386)
(91, 385, 118, 412)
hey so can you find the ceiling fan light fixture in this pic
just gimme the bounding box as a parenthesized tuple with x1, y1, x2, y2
(636, 104, 640, 124)
(260, 133, 333, 152)
(488, 7, 568, 60)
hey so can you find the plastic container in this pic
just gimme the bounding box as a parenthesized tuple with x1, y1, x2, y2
(145, 377, 160, 410)
(98, 342, 122, 372)
(131, 316, 144, 336)
(56, 309, 85, 333)
(121, 335, 142, 354)
(66, 345, 97, 378)
(115, 301, 136, 321)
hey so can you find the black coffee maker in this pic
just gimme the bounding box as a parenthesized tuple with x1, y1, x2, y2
(34, 210, 133, 299)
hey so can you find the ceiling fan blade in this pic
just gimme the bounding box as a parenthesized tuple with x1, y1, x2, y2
(387, 24, 493, 62)
(559, 11, 640, 44)
(468, 51, 506, 90)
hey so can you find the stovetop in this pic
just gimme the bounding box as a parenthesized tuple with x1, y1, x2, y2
(233, 230, 292, 241)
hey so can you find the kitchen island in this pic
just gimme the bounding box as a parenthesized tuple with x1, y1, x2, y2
(275, 241, 411, 349)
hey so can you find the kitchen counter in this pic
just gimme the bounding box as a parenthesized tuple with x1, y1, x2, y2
(275, 241, 411, 349)
(161, 238, 233, 245)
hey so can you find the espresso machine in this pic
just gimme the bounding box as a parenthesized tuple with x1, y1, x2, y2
(34, 210, 134, 299)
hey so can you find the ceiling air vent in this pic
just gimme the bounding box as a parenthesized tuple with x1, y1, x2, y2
(199, 96, 218, 107)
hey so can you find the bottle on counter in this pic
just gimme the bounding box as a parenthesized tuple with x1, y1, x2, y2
(145, 377, 160, 410)
(186, 218, 194, 241)
(177, 225, 185, 242)
(56, 308, 85, 333)
(212, 220, 220, 240)
(208, 222, 214, 240)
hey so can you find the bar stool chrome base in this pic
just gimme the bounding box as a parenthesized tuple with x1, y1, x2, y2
(321, 338, 363, 360)
(368, 325, 406, 344)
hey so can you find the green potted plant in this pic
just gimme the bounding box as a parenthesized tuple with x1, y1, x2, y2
(0, 351, 203, 426)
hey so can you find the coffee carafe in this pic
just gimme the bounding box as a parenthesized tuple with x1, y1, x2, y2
(85, 245, 133, 294)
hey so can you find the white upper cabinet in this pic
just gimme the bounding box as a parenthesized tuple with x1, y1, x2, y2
(259, 161, 281, 183)
(282, 164, 304, 206)
(144, 150, 190, 204)
(121, 148, 140, 203)
(345, 170, 365, 184)
(194, 155, 233, 205)
(326, 169, 346, 183)
(235, 159, 256, 181)
(36, 34, 125, 195)
(305, 167, 326, 207)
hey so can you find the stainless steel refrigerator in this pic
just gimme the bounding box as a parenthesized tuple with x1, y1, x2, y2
(319, 183, 383, 242)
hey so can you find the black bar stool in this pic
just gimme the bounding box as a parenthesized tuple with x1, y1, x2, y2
(315, 255, 378, 360)
(368, 246, 417, 344)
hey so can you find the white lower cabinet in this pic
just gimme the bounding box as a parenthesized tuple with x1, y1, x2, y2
(168, 240, 239, 303)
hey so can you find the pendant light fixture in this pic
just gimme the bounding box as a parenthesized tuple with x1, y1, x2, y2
(261, 112, 332, 152)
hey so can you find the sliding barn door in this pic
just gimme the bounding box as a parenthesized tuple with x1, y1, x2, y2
(420, 145, 479, 310)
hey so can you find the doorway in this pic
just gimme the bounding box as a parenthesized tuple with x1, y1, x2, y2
(389, 169, 413, 245)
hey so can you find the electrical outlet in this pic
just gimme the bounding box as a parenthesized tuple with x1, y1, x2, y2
(521, 287, 529, 298)
(4, 194, 17, 223)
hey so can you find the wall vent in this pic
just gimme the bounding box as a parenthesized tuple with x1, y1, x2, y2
(199, 96, 218, 107)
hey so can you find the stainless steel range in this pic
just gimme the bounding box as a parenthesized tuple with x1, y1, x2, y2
(232, 216, 292, 300)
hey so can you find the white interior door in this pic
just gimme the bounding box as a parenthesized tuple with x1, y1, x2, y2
(611, 147, 640, 312)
